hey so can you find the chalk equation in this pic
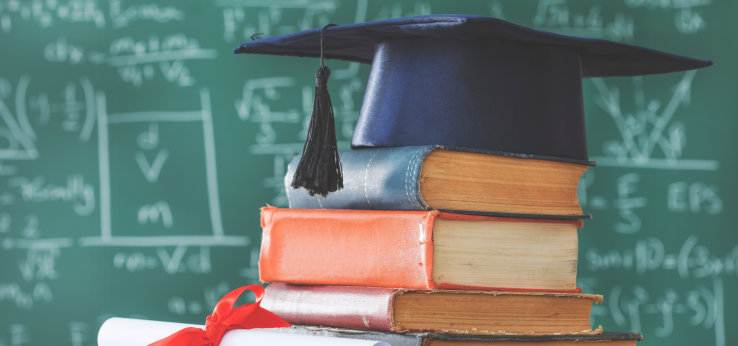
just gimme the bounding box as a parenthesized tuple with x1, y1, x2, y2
(217, 0, 431, 43)
(533, 0, 634, 41)
(168, 280, 231, 317)
(44, 34, 218, 87)
(585, 235, 737, 279)
(218, 0, 340, 43)
(0, 0, 183, 33)
(0, 75, 97, 164)
(624, 0, 709, 34)
(581, 279, 726, 346)
(113, 246, 212, 275)
(579, 171, 722, 234)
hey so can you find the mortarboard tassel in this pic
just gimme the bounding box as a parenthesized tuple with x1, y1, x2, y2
(291, 24, 343, 197)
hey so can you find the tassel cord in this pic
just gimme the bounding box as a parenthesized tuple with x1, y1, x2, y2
(291, 24, 343, 196)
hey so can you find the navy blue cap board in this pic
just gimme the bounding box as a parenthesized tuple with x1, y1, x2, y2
(235, 14, 712, 196)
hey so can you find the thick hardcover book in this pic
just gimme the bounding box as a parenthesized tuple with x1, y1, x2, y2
(266, 326, 643, 346)
(260, 207, 581, 291)
(262, 283, 603, 335)
(285, 146, 591, 219)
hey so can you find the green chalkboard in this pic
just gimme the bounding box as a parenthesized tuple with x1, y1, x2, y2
(1, 1, 735, 345)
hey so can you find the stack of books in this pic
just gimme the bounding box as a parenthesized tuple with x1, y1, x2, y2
(257, 145, 643, 345)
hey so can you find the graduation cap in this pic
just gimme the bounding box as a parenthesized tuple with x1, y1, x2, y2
(235, 15, 712, 197)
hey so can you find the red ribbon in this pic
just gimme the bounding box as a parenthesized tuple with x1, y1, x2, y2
(149, 285, 291, 346)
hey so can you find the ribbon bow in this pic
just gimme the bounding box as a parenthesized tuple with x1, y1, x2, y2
(149, 285, 291, 346)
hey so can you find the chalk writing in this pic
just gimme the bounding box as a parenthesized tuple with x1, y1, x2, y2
(0, 75, 96, 157)
(109, 34, 216, 87)
(137, 201, 174, 228)
(0, 282, 52, 309)
(7, 324, 30, 346)
(43, 38, 87, 65)
(533, 0, 634, 41)
(582, 172, 722, 235)
(0, 0, 187, 32)
(624, 0, 711, 8)
(368, 1, 431, 21)
(135, 149, 169, 183)
(136, 122, 159, 150)
(8, 175, 95, 215)
(109, 0, 184, 28)
(585, 279, 725, 346)
(112, 246, 212, 274)
(585, 236, 738, 279)
(624, 0, 710, 34)
(18, 247, 59, 281)
(168, 295, 204, 316)
(0, 0, 105, 33)
(217, 0, 339, 42)
(667, 181, 722, 214)
(673, 7, 707, 33)
(168, 281, 230, 316)
(44, 34, 217, 87)
(235, 77, 301, 145)
(614, 173, 647, 234)
(20, 214, 38, 239)
(68, 321, 89, 346)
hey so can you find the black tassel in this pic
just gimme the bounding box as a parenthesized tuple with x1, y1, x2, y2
(291, 24, 343, 197)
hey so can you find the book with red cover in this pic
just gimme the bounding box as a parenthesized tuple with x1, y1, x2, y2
(261, 283, 603, 335)
(259, 207, 582, 291)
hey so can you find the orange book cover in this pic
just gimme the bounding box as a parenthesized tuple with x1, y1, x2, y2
(259, 207, 582, 292)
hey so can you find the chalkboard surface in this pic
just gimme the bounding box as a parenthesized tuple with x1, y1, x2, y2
(0, 1, 735, 345)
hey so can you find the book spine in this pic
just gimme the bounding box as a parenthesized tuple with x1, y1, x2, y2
(259, 207, 438, 290)
(285, 145, 436, 210)
(261, 283, 399, 332)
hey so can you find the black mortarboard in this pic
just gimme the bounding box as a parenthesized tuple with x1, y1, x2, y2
(235, 15, 711, 195)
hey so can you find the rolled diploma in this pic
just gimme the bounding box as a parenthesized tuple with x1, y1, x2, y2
(98, 317, 389, 346)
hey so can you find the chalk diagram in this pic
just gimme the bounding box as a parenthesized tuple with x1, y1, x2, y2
(0, 75, 248, 249)
(589, 70, 718, 171)
(82, 87, 247, 247)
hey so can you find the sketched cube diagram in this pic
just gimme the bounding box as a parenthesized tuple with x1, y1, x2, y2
(79, 88, 247, 248)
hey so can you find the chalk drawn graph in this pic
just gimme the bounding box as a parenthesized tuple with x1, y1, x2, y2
(589, 71, 718, 171)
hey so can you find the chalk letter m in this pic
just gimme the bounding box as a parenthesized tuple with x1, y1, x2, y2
(137, 201, 173, 228)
